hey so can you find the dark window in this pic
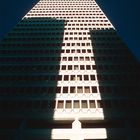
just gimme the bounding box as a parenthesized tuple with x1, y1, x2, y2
(80, 65, 85, 70)
(63, 87, 68, 93)
(64, 75, 69, 81)
(68, 65, 72, 70)
(97, 100, 103, 108)
(56, 87, 61, 93)
(62, 65, 66, 70)
(91, 86, 97, 93)
(90, 75, 95, 80)
(86, 65, 91, 70)
(84, 75, 89, 80)
(70, 87, 76, 93)
(57, 75, 62, 81)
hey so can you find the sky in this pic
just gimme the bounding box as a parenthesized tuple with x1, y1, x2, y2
(0, 0, 140, 62)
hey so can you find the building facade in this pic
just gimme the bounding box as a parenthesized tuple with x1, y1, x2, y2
(0, 0, 140, 140)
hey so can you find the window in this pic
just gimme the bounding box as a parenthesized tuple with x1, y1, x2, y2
(62, 65, 66, 70)
(85, 87, 90, 93)
(76, 49, 80, 53)
(97, 100, 103, 108)
(86, 65, 91, 70)
(55, 87, 61, 93)
(71, 49, 75, 53)
(74, 57, 78, 61)
(89, 100, 96, 108)
(71, 75, 76, 81)
(62, 57, 67, 61)
(64, 75, 69, 81)
(68, 57, 72, 61)
(77, 75, 82, 81)
(80, 65, 85, 70)
(85, 57, 90, 61)
(65, 100, 71, 108)
(82, 49, 86, 53)
(74, 100, 79, 108)
(57, 100, 64, 108)
(91, 86, 97, 93)
(92, 65, 96, 69)
(90, 75, 95, 80)
(74, 65, 79, 70)
(84, 75, 89, 80)
(68, 65, 72, 70)
(57, 75, 62, 81)
(78, 57, 83, 61)
(77, 87, 83, 93)
(63, 87, 68, 93)
(70, 87, 76, 93)
(82, 100, 88, 108)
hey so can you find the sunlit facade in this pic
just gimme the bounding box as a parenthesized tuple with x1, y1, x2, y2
(0, 0, 140, 140)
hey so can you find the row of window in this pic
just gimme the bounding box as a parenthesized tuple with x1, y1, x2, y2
(4, 36, 119, 42)
(37, 2, 97, 5)
(21, 19, 108, 23)
(0, 86, 138, 95)
(0, 49, 92, 54)
(0, 99, 139, 110)
(0, 48, 127, 54)
(30, 10, 102, 13)
(0, 86, 97, 94)
(0, 64, 137, 72)
(28, 13, 105, 16)
(61, 56, 94, 61)
(36, 4, 97, 7)
(0, 65, 96, 72)
(61, 65, 94, 70)
(39, 0, 96, 3)
(14, 26, 110, 31)
(0, 73, 136, 81)
(17, 23, 110, 27)
(0, 57, 95, 63)
(8, 34, 119, 40)
(26, 16, 107, 19)
(5, 37, 119, 43)
(0, 74, 96, 82)
(0, 73, 138, 83)
(34, 6, 99, 9)
(1, 42, 122, 47)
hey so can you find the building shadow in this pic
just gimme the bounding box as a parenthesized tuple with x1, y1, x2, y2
(89, 28, 140, 140)
(0, 17, 65, 140)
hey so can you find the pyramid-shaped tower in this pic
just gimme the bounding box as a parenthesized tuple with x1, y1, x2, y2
(0, 0, 140, 139)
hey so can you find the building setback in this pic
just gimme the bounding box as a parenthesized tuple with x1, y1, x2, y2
(0, 0, 140, 139)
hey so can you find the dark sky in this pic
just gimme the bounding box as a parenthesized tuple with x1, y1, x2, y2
(0, 0, 140, 62)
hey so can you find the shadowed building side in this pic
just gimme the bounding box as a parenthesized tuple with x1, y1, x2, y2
(90, 28, 140, 139)
(0, 17, 65, 140)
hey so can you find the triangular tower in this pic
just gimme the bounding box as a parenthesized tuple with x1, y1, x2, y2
(0, 0, 140, 139)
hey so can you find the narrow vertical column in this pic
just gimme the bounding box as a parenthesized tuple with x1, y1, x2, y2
(71, 118, 83, 140)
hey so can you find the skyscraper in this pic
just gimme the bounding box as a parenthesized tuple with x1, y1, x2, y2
(0, 0, 140, 140)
